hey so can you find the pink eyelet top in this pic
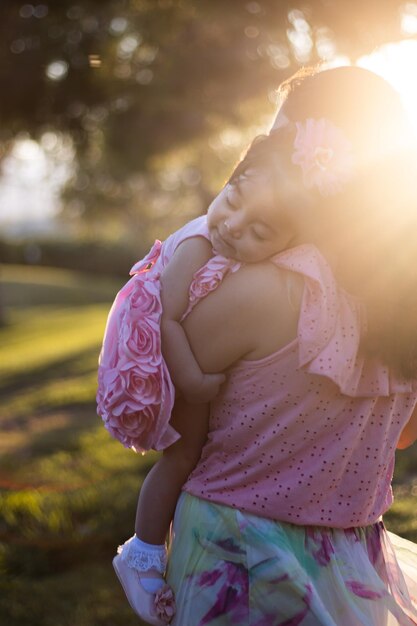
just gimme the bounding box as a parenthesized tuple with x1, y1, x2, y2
(183, 243, 417, 527)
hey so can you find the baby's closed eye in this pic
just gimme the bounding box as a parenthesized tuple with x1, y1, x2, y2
(251, 226, 270, 241)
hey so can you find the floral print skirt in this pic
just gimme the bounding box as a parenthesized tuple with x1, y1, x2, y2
(166, 493, 417, 625)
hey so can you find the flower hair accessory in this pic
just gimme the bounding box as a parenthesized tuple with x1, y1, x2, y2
(292, 118, 353, 196)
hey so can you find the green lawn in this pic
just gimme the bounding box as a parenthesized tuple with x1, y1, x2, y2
(0, 263, 416, 625)
(0, 265, 153, 626)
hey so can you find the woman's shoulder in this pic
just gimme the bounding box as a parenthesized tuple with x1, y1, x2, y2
(227, 260, 303, 310)
(218, 261, 303, 361)
(182, 259, 303, 370)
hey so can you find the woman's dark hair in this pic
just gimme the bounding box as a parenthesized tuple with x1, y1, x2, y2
(228, 66, 417, 379)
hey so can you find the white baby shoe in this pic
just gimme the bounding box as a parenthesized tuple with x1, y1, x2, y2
(113, 536, 175, 625)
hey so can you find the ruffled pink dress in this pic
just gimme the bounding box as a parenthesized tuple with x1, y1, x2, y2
(96, 215, 240, 453)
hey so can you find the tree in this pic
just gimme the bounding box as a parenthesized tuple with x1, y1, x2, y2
(0, 0, 412, 234)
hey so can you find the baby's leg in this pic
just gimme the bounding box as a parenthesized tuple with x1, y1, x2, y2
(113, 398, 209, 623)
(135, 396, 209, 545)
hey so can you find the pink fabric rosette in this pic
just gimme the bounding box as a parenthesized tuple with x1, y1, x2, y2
(96, 242, 178, 453)
(154, 585, 176, 623)
(182, 254, 241, 321)
(129, 239, 162, 275)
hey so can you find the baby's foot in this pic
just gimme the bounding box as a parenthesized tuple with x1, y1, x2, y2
(139, 567, 165, 593)
(113, 552, 175, 626)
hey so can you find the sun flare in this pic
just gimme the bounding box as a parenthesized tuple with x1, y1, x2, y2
(357, 39, 417, 137)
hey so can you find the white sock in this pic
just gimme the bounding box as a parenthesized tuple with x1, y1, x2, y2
(132, 536, 166, 593)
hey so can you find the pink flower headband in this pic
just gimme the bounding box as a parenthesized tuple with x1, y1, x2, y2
(291, 118, 354, 196)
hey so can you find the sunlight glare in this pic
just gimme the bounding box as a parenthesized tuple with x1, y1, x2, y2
(401, 3, 417, 35)
(0, 136, 74, 234)
(357, 39, 417, 137)
(12, 138, 43, 161)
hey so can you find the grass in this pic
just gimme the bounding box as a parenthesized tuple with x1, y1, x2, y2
(0, 263, 417, 624)
(1, 263, 123, 307)
(0, 265, 152, 626)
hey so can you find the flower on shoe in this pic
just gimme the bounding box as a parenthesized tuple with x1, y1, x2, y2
(292, 118, 354, 196)
(154, 584, 176, 623)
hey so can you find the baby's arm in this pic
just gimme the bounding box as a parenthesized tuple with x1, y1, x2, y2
(160, 236, 226, 403)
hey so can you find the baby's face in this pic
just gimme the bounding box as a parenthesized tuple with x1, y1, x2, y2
(207, 169, 302, 263)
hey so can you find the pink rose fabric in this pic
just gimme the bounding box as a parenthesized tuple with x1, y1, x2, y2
(182, 254, 241, 321)
(97, 225, 239, 454)
(129, 239, 163, 274)
(96, 242, 178, 453)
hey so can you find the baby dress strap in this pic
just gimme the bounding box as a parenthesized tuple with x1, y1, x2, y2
(182, 254, 241, 321)
(271, 244, 417, 397)
(130, 239, 163, 276)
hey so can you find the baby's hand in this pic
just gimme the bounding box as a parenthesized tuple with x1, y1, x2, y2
(183, 373, 226, 404)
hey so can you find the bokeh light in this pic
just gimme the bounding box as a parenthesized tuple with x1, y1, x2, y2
(46, 59, 69, 81)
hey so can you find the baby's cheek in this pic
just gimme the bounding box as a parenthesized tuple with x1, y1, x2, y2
(244, 247, 264, 263)
(248, 241, 270, 261)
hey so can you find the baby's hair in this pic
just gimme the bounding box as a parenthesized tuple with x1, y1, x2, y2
(227, 66, 417, 379)
(228, 129, 293, 186)
(227, 126, 308, 213)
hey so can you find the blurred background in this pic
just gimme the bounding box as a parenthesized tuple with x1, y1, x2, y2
(1, 1, 417, 624)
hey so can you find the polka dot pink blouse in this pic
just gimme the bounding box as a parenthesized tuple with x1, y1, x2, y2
(184, 244, 417, 528)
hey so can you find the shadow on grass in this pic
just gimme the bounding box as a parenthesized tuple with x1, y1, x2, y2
(2, 265, 123, 309)
(0, 345, 100, 397)
(0, 406, 99, 469)
(0, 426, 156, 619)
(1, 558, 147, 626)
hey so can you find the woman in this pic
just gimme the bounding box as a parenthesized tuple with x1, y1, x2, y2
(165, 66, 417, 625)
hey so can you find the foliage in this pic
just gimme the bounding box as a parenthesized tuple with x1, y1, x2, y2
(0, 0, 408, 150)
(0, 237, 143, 277)
(0, 0, 412, 232)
